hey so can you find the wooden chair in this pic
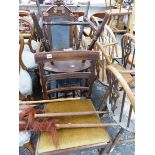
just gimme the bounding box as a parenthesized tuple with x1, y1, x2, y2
(19, 34, 34, 101)
(42, 2, 79, 49)
(19, 10, 38, 52)
(99, 64, 135, 153)
(35, 51, 99, 99)
(20, 51, 113, 155)
(96, 33, 135, 87)
(19, 36, 34, 154)
(19, 17, 38, 53)
(19, 33, 43, 101)
(105, 0, 132, 35)
(30, 8, 109, 74)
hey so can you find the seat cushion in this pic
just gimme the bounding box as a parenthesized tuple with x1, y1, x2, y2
(37, 99, 110, 154)
(31, 40, 38, 50)
(19, 69, 32, 96)
(51, 18, 70, 49)
(22, 44, 37, 69)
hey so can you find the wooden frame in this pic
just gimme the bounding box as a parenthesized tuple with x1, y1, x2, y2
(42, 2, 79, 49)
(35, 51, 99, 99)
(99, 65, 135, 153)
(96, 33, 135, 86)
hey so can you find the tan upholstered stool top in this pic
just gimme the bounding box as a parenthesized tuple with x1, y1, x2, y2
(37, 99, 110, 154)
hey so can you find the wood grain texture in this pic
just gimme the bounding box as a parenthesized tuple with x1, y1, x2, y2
(35, 51, 100, 63)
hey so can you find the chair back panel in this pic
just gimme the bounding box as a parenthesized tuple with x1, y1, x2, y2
(50, 18, 70, 49)
(35, 51, 100, 99)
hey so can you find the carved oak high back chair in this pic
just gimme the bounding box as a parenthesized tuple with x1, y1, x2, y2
(99, 65, 135, 153)
(35, 51, 99, 100)
(42, 2, 79, 49)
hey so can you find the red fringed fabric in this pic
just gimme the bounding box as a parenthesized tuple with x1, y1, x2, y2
(19, 107, 60, 147)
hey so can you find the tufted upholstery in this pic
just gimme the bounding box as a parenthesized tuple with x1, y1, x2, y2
(19, 69, 32, 96)
(22, 44, 37, 69)
(50, 18, 70, 49)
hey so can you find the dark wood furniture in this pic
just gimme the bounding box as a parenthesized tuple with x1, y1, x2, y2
(35, 51, 99, 99)
(42, 3, 79, 49)
(33, 51, 112, 154)
(30, 2, 109, 74)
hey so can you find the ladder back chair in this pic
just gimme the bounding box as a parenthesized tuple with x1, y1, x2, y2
(35, 51, 99, 99)
(19, 51, 114, 155)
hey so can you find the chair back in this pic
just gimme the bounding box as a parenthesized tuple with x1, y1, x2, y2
(100, 65, 135, 132)
(35, 51, 100, 99)
(19, 34, 27, 70)
(43, 4, 78, 49)
(121, 33, 135, 69)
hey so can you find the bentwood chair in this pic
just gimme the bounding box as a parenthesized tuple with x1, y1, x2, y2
(19, 11, 38, 53)
(19, 35, 34, 155)
(28, 51, 112, 155)
(99, 65, 135, 153)
(19, 34, 33, 101)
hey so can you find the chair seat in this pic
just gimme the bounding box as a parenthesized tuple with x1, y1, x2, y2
(44, 60, 91, 72)
(22, 44, 37, 69)
(19, 69, 32, 96)
(111, 64, 134, 85)
(37, 99, 110, 154)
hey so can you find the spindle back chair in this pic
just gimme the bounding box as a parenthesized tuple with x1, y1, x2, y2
(99, 65, 135, 153)
(96, 33, 135, 87)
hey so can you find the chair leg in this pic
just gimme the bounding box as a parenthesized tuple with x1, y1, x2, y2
(98, 144, 111, 155)
(107, 128, 124, 154)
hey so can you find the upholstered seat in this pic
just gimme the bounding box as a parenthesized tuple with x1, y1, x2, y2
(22, 44, 37, 69)
(37, 99, 110, 154)
(19, 69, 32, 96)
